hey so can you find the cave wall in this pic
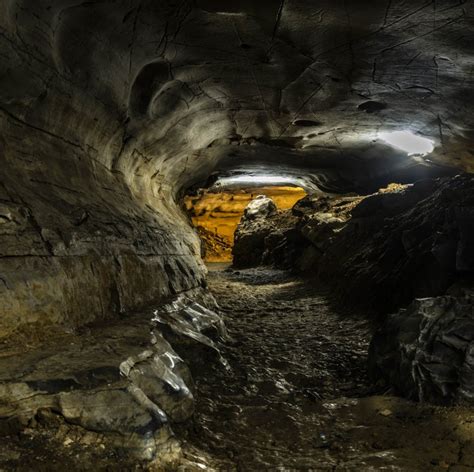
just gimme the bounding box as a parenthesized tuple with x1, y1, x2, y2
(0, 0, 472, 338)
(0, 1, 212, 339)
(0, 113, 207, 338)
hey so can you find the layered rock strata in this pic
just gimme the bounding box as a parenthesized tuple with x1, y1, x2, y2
(369, 293, 474, 405)
(0, 291, 227, 460)
(1, 0, 472, 338)
(233, 176, 474, 404)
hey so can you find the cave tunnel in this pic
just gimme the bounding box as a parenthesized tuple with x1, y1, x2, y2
(0, 0, 474, 470)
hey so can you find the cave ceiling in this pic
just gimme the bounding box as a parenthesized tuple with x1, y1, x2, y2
(1, 0, 473, 196)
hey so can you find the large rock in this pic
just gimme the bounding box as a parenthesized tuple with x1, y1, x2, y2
(0, 0, 471, 340)
(232, 196, 278, 268)
(0, 291, 227, 460)
(242, 195, 277, 220)
(317, 175, 474, 312)
(232, 195, 307, 268)
(369, 295, 474, 405)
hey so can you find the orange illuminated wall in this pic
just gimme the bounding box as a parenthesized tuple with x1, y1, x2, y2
(184, 186, 307, 262)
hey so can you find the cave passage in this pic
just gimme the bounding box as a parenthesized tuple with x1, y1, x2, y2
(1, 0, 474, 470)
(176, 267, 474, 470)
(184, 185, 307, 262)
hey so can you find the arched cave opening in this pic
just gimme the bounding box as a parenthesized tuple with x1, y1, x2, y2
(1, 0, 474, 470)
(183, 176, 307, 264)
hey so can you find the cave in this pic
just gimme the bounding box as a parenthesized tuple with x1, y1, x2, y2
(184, 177, 307, 262)
(0, 0, 473, 470)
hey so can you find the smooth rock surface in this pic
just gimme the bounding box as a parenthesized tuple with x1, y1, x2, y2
(0, 289, 227, 461)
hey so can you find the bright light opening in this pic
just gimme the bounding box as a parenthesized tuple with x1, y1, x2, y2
(217, 175, 305, 187)
(379, 131, 434, 156)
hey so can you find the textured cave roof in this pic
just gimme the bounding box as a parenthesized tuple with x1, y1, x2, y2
(1, 0, 473, 197)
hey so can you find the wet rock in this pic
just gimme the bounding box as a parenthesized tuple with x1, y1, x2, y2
(243, 176, 474, 313)
(369, 295, 474, 404)
(153, 294, 230, 371)
(0, 290, 227, 460)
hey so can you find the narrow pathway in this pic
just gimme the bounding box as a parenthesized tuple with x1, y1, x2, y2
(178, 267, 474, 471)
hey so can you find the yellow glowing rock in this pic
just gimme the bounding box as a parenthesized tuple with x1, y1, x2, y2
(184, 186, 307, 262)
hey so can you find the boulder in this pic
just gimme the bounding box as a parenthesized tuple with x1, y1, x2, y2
(243, 195, 277, 220)
(232, 196, 278, 268)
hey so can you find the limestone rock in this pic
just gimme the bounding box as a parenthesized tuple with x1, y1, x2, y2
(232, 197, 277, 268)
(232, 196, 303, 268)
(243, 196, 277, 220)
(317, 175, 474, 312)
(0, 0, 470, 339)
(0, 291, 227, 459)
(369, 295, 474, 405)
(244, 176, 474, 313)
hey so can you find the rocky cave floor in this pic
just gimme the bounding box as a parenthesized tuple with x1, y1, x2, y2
(1, 266, 474, 471)
(177, 266, 474, 471)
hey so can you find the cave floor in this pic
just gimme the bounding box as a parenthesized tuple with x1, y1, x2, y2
(1, 267, 474, 471)
(177, 267, 474, 471)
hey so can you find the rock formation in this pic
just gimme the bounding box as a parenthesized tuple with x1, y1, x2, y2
(1, 0, 471, 340)
(233, 176, 474, 405)
(235, 175, 474, 313)
(0, 0, 473, 465)
(233, 195, 303, 268)
(184, 186, 306, 262)
(369, 293, 474, 405)
(0, 291, 228, 459)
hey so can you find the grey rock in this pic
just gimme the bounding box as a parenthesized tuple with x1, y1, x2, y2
(232, 196, 302, 268)
(243, 196, 277, 220)
(232, 176, 474, 317)
(0, 0, 469, 339)
(369, 295, 474, 405)
(0, 290, 227, 459)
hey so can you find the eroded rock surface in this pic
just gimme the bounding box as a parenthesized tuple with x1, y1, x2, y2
(370, 294, 474, 405)
(235, 176, 474, 313)
(176, 267, 474, 470)
(232, 177, 474, 405)
(0, 0, 473, 466)
(0, 290, 228, 465)
(232, 195, 301, 268)
(1, 0, 472, 339)
(316, 175, 474, 312)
